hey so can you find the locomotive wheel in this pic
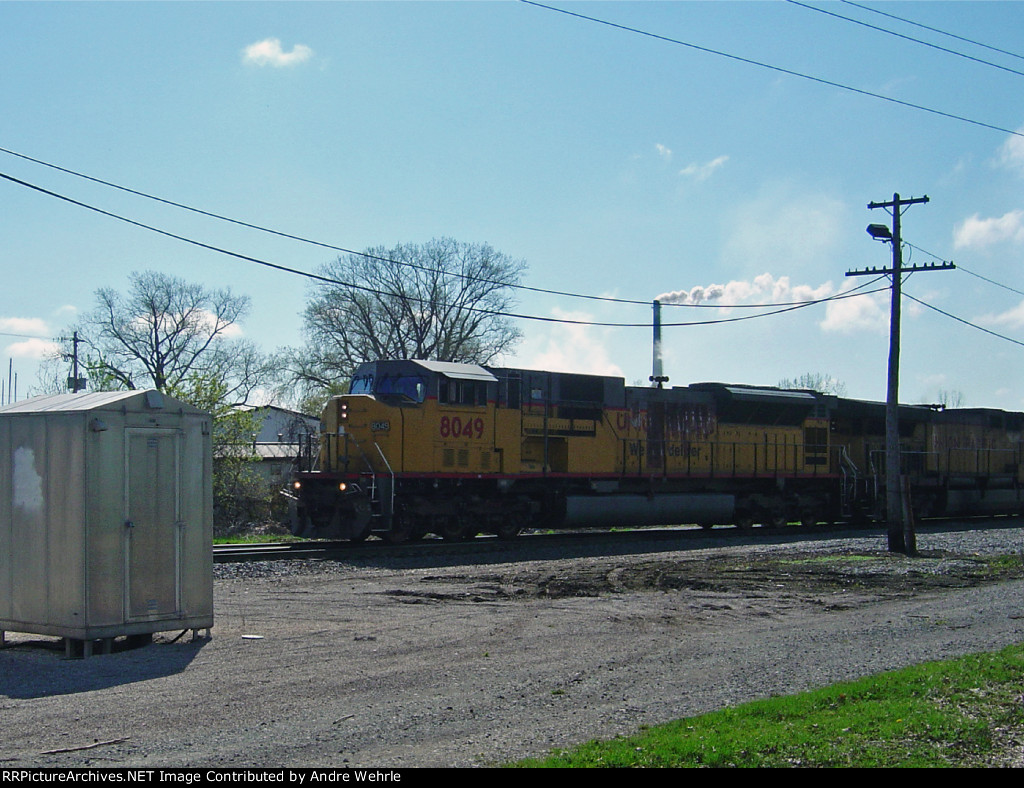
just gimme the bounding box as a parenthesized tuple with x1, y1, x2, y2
(382, 515, 414, 544)
(440, 517, 475, 541)
(496, 520, 522, 540)
(349, 523, 371, 542)
(769, 514, 789, 528)
(733, 514, 754, 529)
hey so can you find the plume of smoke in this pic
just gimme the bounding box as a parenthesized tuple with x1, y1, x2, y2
(655, 274, 833, 309)
(655, 284, 725, 305)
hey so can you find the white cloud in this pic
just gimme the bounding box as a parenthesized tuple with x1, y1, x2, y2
(953, 210, 1024, 249)
(997, 125, 1024, 174)
(820, 290, 888, 335)
(0, 313, 75, 360)
(679, 155, 728, 182)
(0, 317, 51, 336)
(517, 310, 624, 378)
(655, 143, 672, 161)
(243, 38, 313, 68)
(6, 338, 60, 360)
(976, 298, 1024, 330)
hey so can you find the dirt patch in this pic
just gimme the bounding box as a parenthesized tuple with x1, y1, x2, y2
(390, 549, 1024, 605)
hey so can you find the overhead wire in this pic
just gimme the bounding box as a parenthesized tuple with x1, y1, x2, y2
(519, 0, 1024, 140)
(903, 241, 1024, 299)
(883, 242, 1024, 347)
(0, 144, 853, 311)
(786, 0, 1024, 79)
(0, 168, 887, 329)
(955, 264, 1024, 299)
(0, 331, 54, 341)
(841, 0, 1024, 63)
(903, 291, 1024, 349)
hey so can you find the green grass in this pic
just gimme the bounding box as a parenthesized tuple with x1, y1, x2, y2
(512, 643, 1024, 768)
(212, 533, 301, 545)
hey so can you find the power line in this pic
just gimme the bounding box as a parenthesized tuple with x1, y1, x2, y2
(787, 0, 1024, 79)
(0, 144, 858, 312)
(904, 291, 1024, 349)
(841, 0, 1024, 63)
(0, 331, 54, 341)
(519, 0, 1024, 140)
(956, 264, 1024, 299)
(0, 168, 885, 329)
(903, 241, 1024, 299)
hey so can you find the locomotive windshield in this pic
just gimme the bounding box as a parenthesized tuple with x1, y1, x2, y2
(350, 374, 426, 403)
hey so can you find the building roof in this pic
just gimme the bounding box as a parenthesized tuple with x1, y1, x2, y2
(0, 389, 202, 415)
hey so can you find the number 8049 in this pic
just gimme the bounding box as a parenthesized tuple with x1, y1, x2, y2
(439, 415, 485, 439)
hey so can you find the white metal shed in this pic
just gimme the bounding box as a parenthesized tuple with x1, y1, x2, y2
(0, 389, 213, 656)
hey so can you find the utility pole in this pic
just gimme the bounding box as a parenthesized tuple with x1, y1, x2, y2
(72, 330, 82, 393)
(847, 193, 953, 555)
(62, 331, 86, 393)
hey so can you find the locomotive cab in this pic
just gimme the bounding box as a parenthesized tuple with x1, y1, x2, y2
(296, 360, 505, 540)
(322, 359, 500, 477)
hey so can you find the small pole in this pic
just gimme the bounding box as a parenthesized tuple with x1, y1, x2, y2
(71, 331, 82, 393)
(650, 300, 668, 389)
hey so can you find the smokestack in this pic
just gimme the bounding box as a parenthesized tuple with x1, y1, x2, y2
(650, 300, 668, 388)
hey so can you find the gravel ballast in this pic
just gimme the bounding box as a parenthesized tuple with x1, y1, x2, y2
(2, 523, 1023, 768)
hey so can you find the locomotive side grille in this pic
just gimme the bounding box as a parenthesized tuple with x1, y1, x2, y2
(443, 448, 455, 467)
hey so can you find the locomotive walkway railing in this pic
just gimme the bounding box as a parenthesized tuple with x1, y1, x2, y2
(627, 439, 844, 477)
(868, 447, 1021, 479)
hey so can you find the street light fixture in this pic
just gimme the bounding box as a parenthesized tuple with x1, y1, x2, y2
(867, 223, 893, 242)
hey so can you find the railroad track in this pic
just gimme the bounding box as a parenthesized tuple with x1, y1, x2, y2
(212, 522, 868, 564)
(213, 516, 1024, 565)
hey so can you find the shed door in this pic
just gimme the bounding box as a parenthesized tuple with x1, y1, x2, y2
(125, 428, 182, 621)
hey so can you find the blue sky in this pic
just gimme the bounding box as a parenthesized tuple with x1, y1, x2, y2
(2, 1, 1023, 410)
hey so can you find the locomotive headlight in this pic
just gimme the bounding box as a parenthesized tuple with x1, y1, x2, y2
(338, 482, 348, 492)
(292, 480, 302, 491)
(340, 403, 349, 420)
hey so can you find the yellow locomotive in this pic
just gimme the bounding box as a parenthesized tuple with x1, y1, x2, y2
(292, 359, 888, 541)
(292, 359, 1024, 540)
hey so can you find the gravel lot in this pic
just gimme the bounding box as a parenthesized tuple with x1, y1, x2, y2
(2, 523, 1023, 768)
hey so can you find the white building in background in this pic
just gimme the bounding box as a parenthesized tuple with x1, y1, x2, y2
(239, 404, 320, 444)
(234, 405, 321, 483)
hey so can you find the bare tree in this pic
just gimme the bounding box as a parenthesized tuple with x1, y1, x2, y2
(777, 372, 847, 397)
(283, 238, 525, 398)
(75, 270, 266, 403)
(935, 389, 966, 409)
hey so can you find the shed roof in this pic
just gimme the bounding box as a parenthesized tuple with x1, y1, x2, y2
(0, 389, 203, 415)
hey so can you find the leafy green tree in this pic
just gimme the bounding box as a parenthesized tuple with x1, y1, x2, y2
(168, 372, 281, 534)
